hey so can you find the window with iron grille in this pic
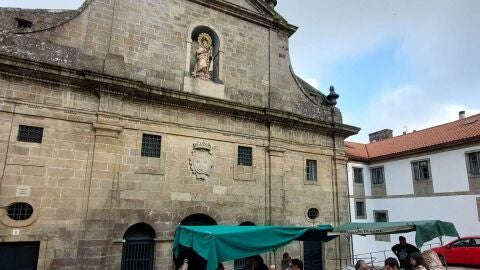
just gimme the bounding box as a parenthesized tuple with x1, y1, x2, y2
(412, 160, 430, 180)
(141, 134, 161, 158)
(237, 146, 252, 166)
(306, 159, 317, 181)
(307, 207, 319, 220)
(467, 152, 480, 174)
(7, 202, 33, 221)
(355, 201, 365, 218)
(370, 167, 384, 184)
(17, 125, 43, 143)
(121, 223, 155, 270)
(353, 167, 364, 184)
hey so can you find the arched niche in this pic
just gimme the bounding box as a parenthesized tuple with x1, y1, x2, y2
(184, 23, 225, 99)
(180, 213, 217, 226)
(175, 213, 217, 269)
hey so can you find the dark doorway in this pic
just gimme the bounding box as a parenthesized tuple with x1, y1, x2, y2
(175, 213, 217, 270)
(121, 223, 155, 270)
(0, 241, 40, 270)
(234, 221, 256, 270)
(303, 241, 323, 270)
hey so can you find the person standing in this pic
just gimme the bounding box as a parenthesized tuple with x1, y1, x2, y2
(409, 252, 429, 270)
(354, 260, 370, 270)
(392, 236, 420, 270)
(291, 259, 303, 270)
(281, 252, 292, 270)
(384, 257, 400, 270)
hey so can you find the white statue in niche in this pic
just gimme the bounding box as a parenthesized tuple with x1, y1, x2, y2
(192, 33, 213, 80)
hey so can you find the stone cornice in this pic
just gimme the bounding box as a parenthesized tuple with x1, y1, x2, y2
(0, 54, 359, 137)
(188, 0, 298, 36)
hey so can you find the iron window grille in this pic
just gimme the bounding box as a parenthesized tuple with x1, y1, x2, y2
(353, 167, 364, 183)
(306, 159, 317, 181)
(237, 146, 252, 166)
(141, 134, 161, 158)
(7, 202, 33, 221)
(355, 201, 365, 218)
(467, 152, 480, 174)
(307, 208, 319, 220)
(412, 160, 430, 180)
(17, 125, 43, 143)
(370, 167, 384, 184)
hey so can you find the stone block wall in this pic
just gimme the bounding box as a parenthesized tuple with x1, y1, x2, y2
(5, 0, 337, 122)
(0, 73, 351, 269)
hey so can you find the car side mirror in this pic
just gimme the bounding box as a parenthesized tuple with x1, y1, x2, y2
(446, 244, 451, 249)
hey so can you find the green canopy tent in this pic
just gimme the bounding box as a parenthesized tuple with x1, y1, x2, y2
(332, 220, 459, 247)
(173, 225, 336, 270)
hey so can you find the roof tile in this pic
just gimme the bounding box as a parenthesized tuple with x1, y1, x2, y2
(345, 113, 480, 161)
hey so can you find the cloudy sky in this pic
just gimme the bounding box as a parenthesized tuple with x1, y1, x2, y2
(1, 0, 479, 142)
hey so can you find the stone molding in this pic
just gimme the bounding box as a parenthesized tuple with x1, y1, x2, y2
(93, 123, 123, 138)
(0, 55, 359, 137)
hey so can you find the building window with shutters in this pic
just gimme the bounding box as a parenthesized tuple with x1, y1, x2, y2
(353, 167, 364, 184)
(370, 167, 384, 184)
(411, 160, 431, 181)
(306, 159, 317, 181)
(467, 151, 480, 174)
(355, 201, 366, 219)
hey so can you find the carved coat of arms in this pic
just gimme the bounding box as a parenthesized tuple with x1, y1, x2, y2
(189, 142, 214, 180)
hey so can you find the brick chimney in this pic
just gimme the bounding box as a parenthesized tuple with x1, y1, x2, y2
(369, 129, 393, 143)
(459, 110, 465, 119)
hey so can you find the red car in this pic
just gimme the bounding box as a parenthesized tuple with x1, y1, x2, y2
(432, 236, 480, 266)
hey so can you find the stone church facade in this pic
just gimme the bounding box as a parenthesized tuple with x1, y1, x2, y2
(0, 0, 358, 269)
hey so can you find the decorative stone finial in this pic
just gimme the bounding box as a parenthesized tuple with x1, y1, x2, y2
(266, 0, 277, 8)
(326, 85, 340, 106)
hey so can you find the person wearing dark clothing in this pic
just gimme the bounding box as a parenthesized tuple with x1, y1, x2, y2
(392, 236, 420, 270)
(253, 255, 269, 270)
(291, 259, 303, 270)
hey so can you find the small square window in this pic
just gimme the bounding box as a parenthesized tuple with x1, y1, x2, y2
(467, 152, 480, 174)
(355, 201, 366, 218)
(353, 167, 364, 184)
(17, 125, 43, 143)
(306, 159, 317, 181)
(412, 160, 430, 180)
(374, 211, 388, 222)
(370, 167, 384, 184)
(238, 146, 252, 166)
(141, 134, 161, 158)
(374, 210, 390, 241)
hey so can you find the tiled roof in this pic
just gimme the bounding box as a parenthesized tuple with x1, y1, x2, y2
(345, 113, 480, 161)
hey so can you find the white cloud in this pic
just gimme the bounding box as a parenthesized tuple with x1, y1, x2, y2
(0, 0, 83, 9)
(304, 78, 320, 90)
(277, 0, 480, 143)
(348, 84, 480, 142)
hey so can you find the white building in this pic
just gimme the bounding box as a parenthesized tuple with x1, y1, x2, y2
(344, 112, 480, 262)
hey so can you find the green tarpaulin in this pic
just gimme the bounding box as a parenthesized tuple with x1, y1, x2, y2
(173, 225, 335, 270)
(332, 220, 459, 247)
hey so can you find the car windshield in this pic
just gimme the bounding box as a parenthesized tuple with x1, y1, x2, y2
(452, 238, 480, 247)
